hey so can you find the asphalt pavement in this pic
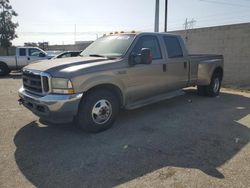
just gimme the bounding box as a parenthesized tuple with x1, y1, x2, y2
(0, 73, 250, 188)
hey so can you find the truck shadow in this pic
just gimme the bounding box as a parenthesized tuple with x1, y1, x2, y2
(14, 89, 250, 187)
(0, 72, 22, 79)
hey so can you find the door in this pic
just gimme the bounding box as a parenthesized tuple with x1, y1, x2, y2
(126, 35, 168, 103)
(16, 48, 28, 68)
(162, 36, 189, 90)
(27, 48, 47, 64)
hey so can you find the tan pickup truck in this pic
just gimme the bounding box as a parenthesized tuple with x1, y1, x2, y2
(18, 32, 223, 133)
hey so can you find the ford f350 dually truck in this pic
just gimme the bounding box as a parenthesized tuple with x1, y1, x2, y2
(0, 47, 50, 76)
(18, 33, 223, 133)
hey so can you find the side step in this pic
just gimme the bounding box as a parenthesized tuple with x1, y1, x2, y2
(125, 90, 185, 110)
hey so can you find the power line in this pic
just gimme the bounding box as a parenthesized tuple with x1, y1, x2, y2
(199, 0, 250, 9)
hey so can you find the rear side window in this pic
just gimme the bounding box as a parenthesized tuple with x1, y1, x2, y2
(131, 35, 162, 60)
(19, 48, 26, 56)
(163, 36, 183, 58)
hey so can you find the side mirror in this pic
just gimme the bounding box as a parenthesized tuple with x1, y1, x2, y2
(141, 48, 152, 64)
(39, 52, 46, 57)
(128, 54, 140, 66)
(128, 48, 152, 66)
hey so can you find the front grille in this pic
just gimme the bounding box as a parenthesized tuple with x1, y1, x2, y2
(42, 76, 49, 92)
(22, 70, 50, 95)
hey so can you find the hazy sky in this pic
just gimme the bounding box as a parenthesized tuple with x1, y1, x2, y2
(10, 0, 250, 45)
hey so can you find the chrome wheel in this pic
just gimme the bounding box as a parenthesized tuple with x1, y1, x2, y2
(213, 78, 220, 93)
(91, 99, 112, 125)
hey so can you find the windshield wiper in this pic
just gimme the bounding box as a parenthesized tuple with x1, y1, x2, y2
(89, 54, 106, 58)
(89, 54, 117, 60)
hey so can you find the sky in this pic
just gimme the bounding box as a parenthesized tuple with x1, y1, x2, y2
(9, 0, 250, 45)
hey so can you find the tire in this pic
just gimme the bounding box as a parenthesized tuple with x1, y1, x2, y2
(197, 85, 206, 96)
(197, 72, 222, 97)
(205, 72, 222, 97)
(0, 63, 11, 76)
(77, 89, 120, 133)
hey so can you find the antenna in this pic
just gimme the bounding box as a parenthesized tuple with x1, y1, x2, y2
(74, 24, 76, 44)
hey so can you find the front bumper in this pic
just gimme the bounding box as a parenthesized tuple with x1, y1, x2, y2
(18, 87, 83, 123)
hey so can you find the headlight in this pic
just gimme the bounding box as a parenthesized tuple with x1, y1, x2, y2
(51, 78, 74, 94)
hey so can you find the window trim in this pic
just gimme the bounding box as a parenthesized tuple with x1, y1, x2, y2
(163, 36, 184, 59)
(130, 35, 163, 60)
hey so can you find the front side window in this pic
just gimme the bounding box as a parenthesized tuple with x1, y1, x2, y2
(131, 35, 162, 60)
(28, 48, 43, 57)
(163, 36, 183, 58)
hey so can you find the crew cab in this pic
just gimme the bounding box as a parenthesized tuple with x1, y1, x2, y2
(0, 47, 50, 76)
(18, 32, 224, 133)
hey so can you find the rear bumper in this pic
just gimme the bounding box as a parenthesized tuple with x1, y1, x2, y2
(18, 87, 83, 123)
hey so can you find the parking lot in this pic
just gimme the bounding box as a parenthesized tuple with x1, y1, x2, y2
(0, 73, 250, 188)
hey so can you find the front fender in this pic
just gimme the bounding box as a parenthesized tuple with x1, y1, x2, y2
(73, 74, 126, 102)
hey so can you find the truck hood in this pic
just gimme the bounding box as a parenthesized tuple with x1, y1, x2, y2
(24, 56, 116, 76)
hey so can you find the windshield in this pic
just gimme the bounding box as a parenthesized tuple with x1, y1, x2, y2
(80, 34, 135, 58)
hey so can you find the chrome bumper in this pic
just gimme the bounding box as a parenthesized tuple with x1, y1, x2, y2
(18, 87, 83, 123)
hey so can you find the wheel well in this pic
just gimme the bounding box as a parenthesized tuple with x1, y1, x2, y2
(0, 61, 10, 75)
(0, 61, 8, 67)
(213, 67, 223, 79)
(84, 84, 124, 107)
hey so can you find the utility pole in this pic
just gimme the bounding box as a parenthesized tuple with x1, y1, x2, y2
(183, 18, 196, 42)
(184, 18, 188, 30)
(184, 18, 196, 30)
(164, 0, 168, 32)
(74, 24, 76, 44)
(154, 0, 160, 32)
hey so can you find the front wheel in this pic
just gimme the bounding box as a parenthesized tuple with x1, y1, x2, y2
(0, 63, 10, 76)
(77, 89, 120, 133)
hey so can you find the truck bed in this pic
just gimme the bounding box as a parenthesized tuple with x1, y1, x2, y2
(188, 54, 223, 86)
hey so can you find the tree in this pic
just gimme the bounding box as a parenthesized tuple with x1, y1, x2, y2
(0, 0, 18, 55)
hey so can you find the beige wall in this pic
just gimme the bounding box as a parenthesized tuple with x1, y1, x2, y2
(172, 23, 250, 87)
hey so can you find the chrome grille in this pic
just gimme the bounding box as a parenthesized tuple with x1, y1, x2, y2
(22, 70, 50, 95)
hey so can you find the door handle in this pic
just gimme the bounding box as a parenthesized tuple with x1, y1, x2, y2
(163, 64, 167, 72)
(184, 61, 187, 69)
(27, 57, 30, 61)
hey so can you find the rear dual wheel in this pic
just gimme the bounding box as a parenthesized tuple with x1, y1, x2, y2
(197, 72, 222, 97)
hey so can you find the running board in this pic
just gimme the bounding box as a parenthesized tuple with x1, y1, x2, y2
(125, 90, 185, 110)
